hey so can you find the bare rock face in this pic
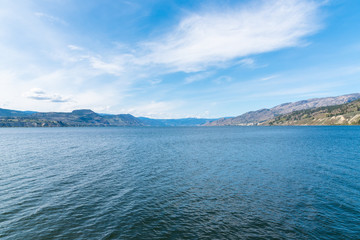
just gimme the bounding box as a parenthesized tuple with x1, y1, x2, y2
(205, 93, 360, 126)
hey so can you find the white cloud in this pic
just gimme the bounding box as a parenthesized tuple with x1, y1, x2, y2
(260, 75, 279, 81)
(236, 58, 255, 67)
(122, 100, 184, 118)
(149, 78, 162, 85)
(184, 71, 214, 84)
(34, 12, 67, 25)
(89, 57, 123, 76)
(213, 76, 232, 84)
(141, 0, 322, 72)
(24, 88, 71, 102)
(87, 55, 137, 76)
(251, 82, 344, 98)
(68, 45, 84, 51)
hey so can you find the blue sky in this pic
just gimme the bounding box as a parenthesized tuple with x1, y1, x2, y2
(0, 0, 359, 118)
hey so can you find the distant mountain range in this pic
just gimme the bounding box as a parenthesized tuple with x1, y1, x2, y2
(0, 109, 215, 127)
(205, 93, 360, 126)
(0, 109, 144, 127)
(1, 93, 360, 127)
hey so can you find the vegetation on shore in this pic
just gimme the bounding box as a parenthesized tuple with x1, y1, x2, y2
(0, 110, 144, 127)
(263, 99, 360, 125)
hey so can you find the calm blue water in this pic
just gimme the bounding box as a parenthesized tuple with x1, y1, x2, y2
(0, 126, 359, 239)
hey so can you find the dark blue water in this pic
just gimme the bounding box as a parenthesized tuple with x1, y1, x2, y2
(0, 126, 359, 239)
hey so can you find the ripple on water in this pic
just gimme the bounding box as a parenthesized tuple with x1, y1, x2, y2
(0, 126, 360, 239)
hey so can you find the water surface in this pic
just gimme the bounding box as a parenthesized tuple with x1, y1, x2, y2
(1, 126, 359, 239)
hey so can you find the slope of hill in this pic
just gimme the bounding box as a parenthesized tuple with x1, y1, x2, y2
(205, 93, 360, 126)
(0, 108, 35, 117)
(0, 107, 216, 127)
(104, 114, 144, 126)
(263, 99, 360, 125)
(0, 109, 144, 127)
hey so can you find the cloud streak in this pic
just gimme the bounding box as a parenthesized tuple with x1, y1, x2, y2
(141, 0, 322, 72)
(25, 88, 71, 103)
(184, 71, 214, 84)
(122, 100, 185, 118)
(34, 12, 68, 25)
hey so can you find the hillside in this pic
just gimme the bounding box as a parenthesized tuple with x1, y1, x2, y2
(0, 108, 215, 127)
(0, 107, 219, 127)
(0, 108, 35, 117)
(103, 114, 144, 126)
(0, 109, 144, 127)
(205, 93, 360, 126)
(263, 99, 360, 125)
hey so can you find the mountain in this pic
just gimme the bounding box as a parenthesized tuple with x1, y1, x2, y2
(139, 117, 217, 126)
(262, 99, 360, 125)
(0, 108, 35, 117)
(205, 93, 360, 126)
(0, 107, 215, 127)
(104, 114, 144, 126)
(30, 109, 109, 126)
(0, 109, 144, 127)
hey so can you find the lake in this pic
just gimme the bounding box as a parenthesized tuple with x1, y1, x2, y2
(1, 126, 359, 239)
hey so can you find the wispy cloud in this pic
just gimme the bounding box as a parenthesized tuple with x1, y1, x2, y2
(68, 45, 84, 51)
(89, 57, 125, 76)
(213, 76, 232, 84)
(237, 58, 256, 67)
(140, 0, 322, 72)
(24, 88, 71, 103)
(149, 78, 162, 85)
(34, 12, 67, 25)
(184, 71, 214, 84)
(259, 75, 279, 81)
(122, 100, 185, 118)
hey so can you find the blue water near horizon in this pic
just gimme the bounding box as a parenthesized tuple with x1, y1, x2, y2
(1, 126, 359, 239)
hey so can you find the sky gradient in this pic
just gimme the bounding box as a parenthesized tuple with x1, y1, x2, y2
(1, 0, 360, 118)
